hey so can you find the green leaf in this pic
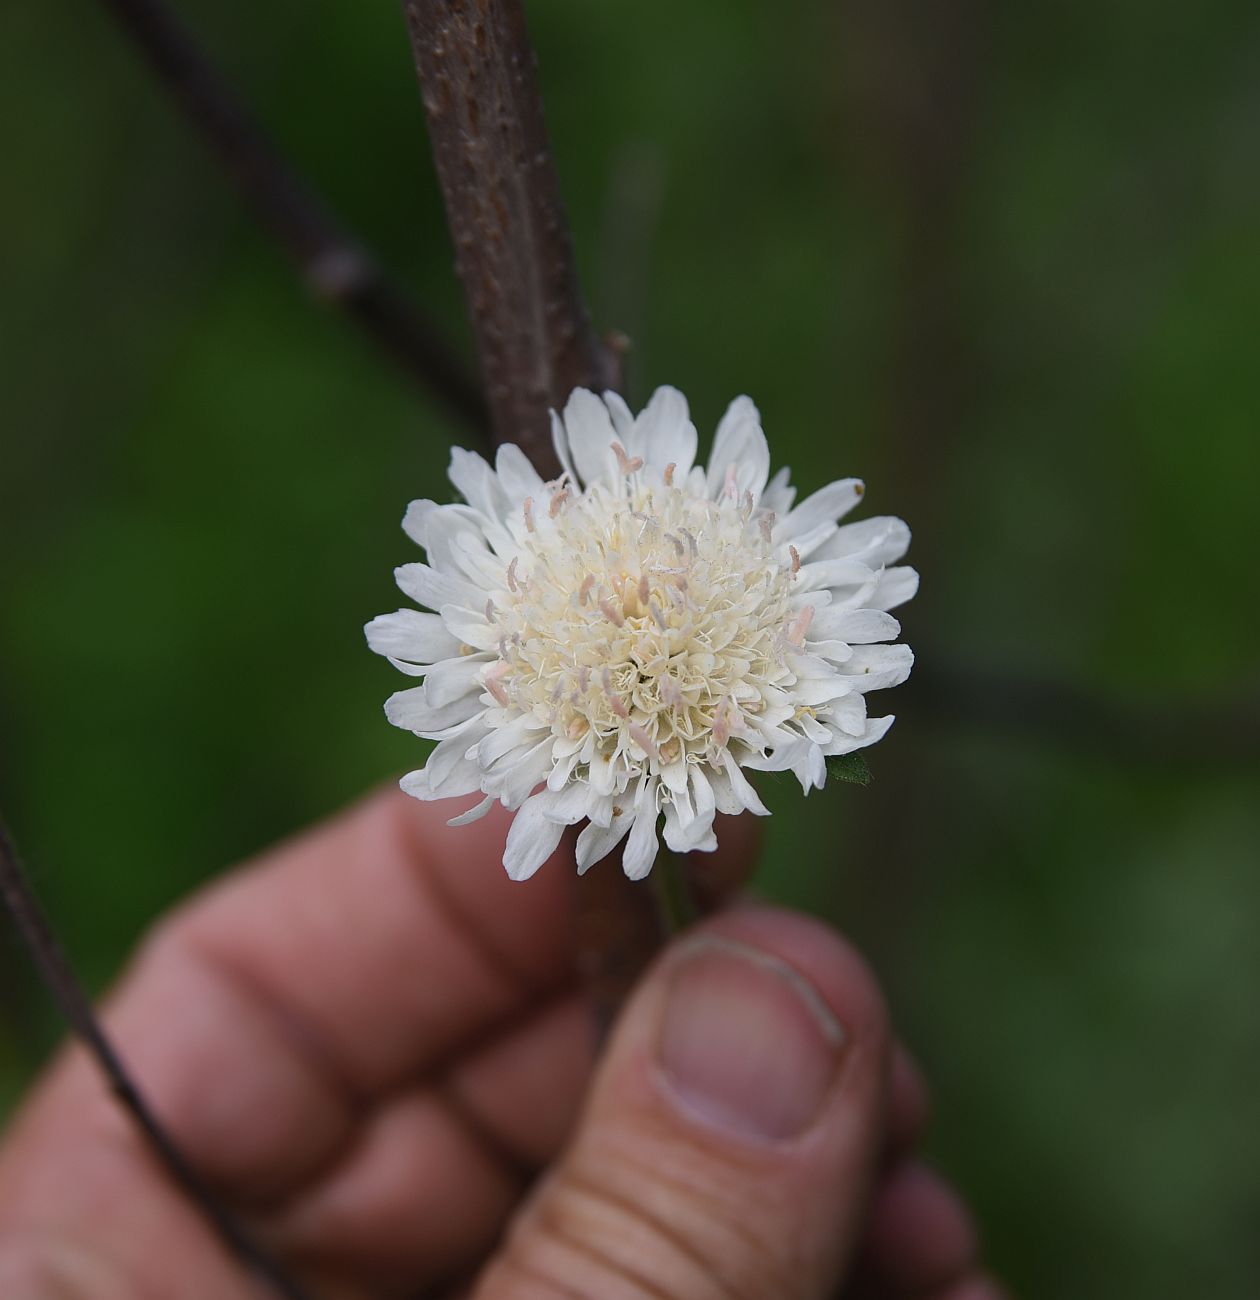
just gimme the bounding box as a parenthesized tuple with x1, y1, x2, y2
(826, 752, 872, 786)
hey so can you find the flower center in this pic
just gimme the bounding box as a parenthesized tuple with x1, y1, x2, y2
(486, 477, 797, 774)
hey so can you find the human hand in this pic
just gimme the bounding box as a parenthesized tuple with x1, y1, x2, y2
(0, 787, 1002, 1299)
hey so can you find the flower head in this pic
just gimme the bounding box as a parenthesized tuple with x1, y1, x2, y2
(367, 387, 916, 881)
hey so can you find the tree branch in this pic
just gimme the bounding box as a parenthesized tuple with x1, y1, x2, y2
(400, 0, 620, 464)
(97, 0, 488, 433)
(0, 818, 320, 1300)
(400, 0, 656, 1021)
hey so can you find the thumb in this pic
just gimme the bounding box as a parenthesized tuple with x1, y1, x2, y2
(474, 906, 891, 1300)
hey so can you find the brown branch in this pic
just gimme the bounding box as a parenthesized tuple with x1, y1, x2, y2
(97, 0, 488, 433)
(400, 0, 620, 464)
(0, 818, 320, 1300)
(400, 0, 656, 1020)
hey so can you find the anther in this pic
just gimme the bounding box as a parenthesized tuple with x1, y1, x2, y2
(611, 440, 644, 475)
(506, 556, 520, 591)
(724, 464, 738, 499)
(786, 605, 815, 646)
(578, 573, 595, 604)
(789, 545, 800, 575)
(522, 497, 536, 533)
(664, 462, 676, 486)
(484, 598, 496, 621)
(712, 697, 731, 746)
(629, 723, 659, 760)
(649, 600, 668, 631)
(638, 573, 650, 605)
(601, 667, 629, 717)
(484, 661, 511, 707)
(759, 511, 776, 543)
(598, 598, 625, 627)
(548, 486, 570, 517)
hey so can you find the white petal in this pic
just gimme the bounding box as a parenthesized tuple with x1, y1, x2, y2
(394, 563, 479, 613)
(399, 763, 481, 801)
(447, 795, 495, 827)
(622, 805, 659, 880)
(494, 442, 545, 508)
(575, 812, 632, 874)
(401, 498, 440, 548)
(423, 654, 491, 707)
(503, 793, 568, 881)
(385, 688, 483, 736)
(814, 516, 911, 568)
(839, 644, 915, 692)
(821, 713, 895, 756)
(871, 566, 919, 610)
(720, 751, 770, 816)
(365, 610, 461, 664)
(635, 385, 697, 476)
(777, 478, 865, 541)
(448, 447, 506, 517)
(602, 391, 636, 440)
(560, 388, 619, 488)
(821, 609, 901, 645)
(760, 465, 797, 515)
(707, 395, 770, 501)
(549, 409, 577, 483)
(492, 738, 558, 808)
(539, 780, 592, 823)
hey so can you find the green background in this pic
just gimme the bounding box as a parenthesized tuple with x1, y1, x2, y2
(2, 1, 1258, 1295)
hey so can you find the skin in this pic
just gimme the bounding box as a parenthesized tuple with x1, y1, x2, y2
(0, 786, 1006, 1300)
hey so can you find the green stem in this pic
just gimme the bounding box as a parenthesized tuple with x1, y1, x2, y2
(650, 849, 698, 934)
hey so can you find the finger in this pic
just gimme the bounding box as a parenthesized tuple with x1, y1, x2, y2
(855, 1161, 978, 1296)
(474, 906, 892, 1300)
(174, 784, 577, 1096)
(886, 1043, 931, 1158)
(0, 785, 577, 1291)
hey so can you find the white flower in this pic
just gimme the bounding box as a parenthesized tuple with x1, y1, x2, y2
(367, 387, 916, 881)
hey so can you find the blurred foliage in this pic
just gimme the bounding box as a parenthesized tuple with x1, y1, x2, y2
(2, 0, 1259, 1295)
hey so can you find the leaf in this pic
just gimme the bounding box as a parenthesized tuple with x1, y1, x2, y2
(825, 752, 872, 786)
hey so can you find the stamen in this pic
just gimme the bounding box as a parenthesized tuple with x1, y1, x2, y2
(759, 510, 776, 543)
(506, 556, 520, 592)
(786, 605, 815, 646)
(601, 667, 629, 717)
(724, 464, 738, 499)
(649, 600, 668, 632)
(598, 598, 625, 627)
(638, 573, 650, 605)
(611, 441, 644, 475)
(548, 485, 570, 517)
(712, 697, 731, 745)
(789, 545, 800, 575)
(629, 723, 659, 760)
(484, 661, 511, 706)
(484, 598, 496, 621)
(522, 497, 535, 533)
(664, 462, 676, 486)
(660, 676, 682, 706)
(578, 573, 595, 604)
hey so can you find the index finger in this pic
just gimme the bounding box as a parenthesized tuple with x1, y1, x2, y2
(174, 785, 577, 1096)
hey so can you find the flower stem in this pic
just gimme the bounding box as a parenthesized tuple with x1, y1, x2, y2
(650, 850, 698, 935)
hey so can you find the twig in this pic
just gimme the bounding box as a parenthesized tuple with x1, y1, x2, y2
(400, 0, 621, 464)
(400, 0, 658, 1021)
(96, 0, 487, 432)
(0, 818, 319, 1300)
